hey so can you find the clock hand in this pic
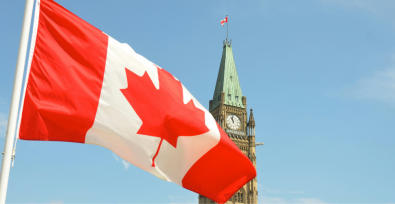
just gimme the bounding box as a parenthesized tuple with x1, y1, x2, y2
(231, 116, 234, 123)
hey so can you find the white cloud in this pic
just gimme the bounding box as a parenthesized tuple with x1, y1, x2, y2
(260, 196, 327, 204)
(266, 189, 283, 194)
(260, 187, 323, 204)
(297, 198, 328, 204)
(262, 186, 304, 195)
(290, 191, 304, 194)
(343, 69, 395, 104)
(261, 196, 287, 204)
(320, 0, 395, 11)
(122, 159, 130, 170)
(113, 153, 130, 170)
(112, 152, 119, 162)
(168, 195, 198, 204)
(319, 0, 395, 20)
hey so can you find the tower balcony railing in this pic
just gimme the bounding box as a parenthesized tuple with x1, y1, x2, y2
(225, 129, 245, 136)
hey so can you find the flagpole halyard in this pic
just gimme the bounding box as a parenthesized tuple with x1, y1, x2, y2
(0, 0, 35, 203)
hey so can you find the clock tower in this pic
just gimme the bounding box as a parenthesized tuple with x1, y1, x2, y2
(198, 39, 259, 204)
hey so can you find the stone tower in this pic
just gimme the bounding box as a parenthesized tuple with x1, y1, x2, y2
(198, 39, 258, 204)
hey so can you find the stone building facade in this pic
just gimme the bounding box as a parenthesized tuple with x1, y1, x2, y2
(198, 39, 259, 204)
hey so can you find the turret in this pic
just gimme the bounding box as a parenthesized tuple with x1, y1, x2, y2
(247, 108, 258, 204)
(247, 108, 255, 136)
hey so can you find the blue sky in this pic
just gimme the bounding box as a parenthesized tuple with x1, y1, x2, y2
(1, 0, 395, 203)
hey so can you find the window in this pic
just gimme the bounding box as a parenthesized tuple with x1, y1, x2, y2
(235, 191, 243, 203)
(228, 94, 231, 100)
(235, 96, 239, 101)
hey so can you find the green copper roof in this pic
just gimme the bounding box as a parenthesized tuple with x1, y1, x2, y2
(210, 41, 245, 111)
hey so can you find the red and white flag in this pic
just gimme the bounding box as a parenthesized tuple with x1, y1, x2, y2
(18, 0, 256, 203)
(221, 16, 228, 26)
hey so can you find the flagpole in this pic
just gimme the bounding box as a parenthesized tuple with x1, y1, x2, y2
(0, 0, 34, 203)
(227, 15, 228, 43)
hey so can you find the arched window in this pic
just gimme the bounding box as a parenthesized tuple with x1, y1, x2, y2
(228, 94, 231, 100)
(234, 190, 243, 203)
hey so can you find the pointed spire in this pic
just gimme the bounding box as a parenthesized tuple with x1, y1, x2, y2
(249, 108, 255, 121)
(210, 40, 244, 111)
(248, 108, 255, 127)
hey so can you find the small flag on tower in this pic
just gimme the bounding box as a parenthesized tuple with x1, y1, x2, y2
(221, 15, 228, 26)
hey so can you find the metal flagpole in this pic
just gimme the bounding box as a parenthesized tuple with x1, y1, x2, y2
(0, 0, 34, 203)
(227, 15, 228, 43)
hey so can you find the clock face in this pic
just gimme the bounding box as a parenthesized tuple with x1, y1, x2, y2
(226, 114, 241, 130)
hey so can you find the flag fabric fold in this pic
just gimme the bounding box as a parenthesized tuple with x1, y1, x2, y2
(18, 0, 256, 203)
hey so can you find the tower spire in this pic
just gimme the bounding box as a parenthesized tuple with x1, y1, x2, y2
(249, 108, 255, 124)
(248, 108, 256, 136)
(210, 40, 244, 111)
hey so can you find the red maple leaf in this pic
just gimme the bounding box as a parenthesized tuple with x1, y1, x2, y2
(120, 66, 209, 167)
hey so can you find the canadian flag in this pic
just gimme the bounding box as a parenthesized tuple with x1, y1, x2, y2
(221, 16, 228, 26)
(18, 0, 256, 203)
